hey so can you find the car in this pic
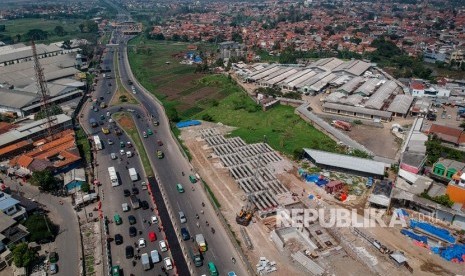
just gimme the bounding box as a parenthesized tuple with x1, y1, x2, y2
(157, 150, 164, 159)
(149, 231, 156, 242)
(129, 226, 137, 237)
(122, 203, 129, 212)
(132, 187, 139, 195)
(93, 107, 99, 112)
(126, 141, 132, 148)
(126, 151, 132, 157)
(159, 239, 168, 251)
(49, 252, 58, 263)
(143, 131, 147, 138)
(141, 181, 148, 190)
(120, 149, 125, 155)
(128, 215, 136, 225)
(108, 83, 112, 86)
(114, 234, 123, 245)
(176, 184, 184, 193)
(111, 265, 120, 276)
(108, 139, 114, 145)
(125, 246, 134, 259)
(138, 238, 146, 248)
(140, 200, 149, 210)
(164, 257, 173, 270)
(151, 215, 158, 224)
(123, 189, 130, 197)
(136, 113, 141, 119)
(147, 129, 153, 135)
(181, 227, 190, 240)
(120, 141, 125, 148)
(100, 115, 105, 120)
(100, 96, 104, 100)
(150, 249, 160, 264)
(99, 121, 104, 125)
(50, 263, 58, 274)
(179, 211, 186, 223)
(114, 214, 122, 225)
(157, 140, 163, 146)
(111, 153, 117, 160)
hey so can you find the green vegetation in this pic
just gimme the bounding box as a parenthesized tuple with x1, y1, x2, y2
(194, 93, 338, 156)
(425, 135, 465, 165)
(35, 104, 63, 120)
(202, 180, 221, 208)
(0, 18, 95, 44)
(111, 50, 138, 106)
(23, 214, 57, 243)
(12, 243, 37, 268)
(128, 39, 339, 157)
(75, 128, 92, 165)
(30, 170, 58, 192)
(420, 192, 454, 208)
(113, 112, 154, 177)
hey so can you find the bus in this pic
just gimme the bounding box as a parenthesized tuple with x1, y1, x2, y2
(108, 167, 119, 187)
(93, 135, 102, 150)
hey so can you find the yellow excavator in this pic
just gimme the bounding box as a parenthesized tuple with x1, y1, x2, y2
(236, 203, 256, 226)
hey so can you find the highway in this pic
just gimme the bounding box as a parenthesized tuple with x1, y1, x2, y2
(79, 45, 188, 275)
(116, 32, 249, 275)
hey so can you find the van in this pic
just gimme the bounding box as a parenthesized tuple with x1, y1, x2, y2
(150, 250, 160, 263)
(111, 153, 116, 160)
(176, 183, 184, 193)
(181, 227, 190, 240)
(179, 211, 186, 223)
(189, 175, 197, 183)
(126, 151, 132, 158)
(208, 262, 218, 276)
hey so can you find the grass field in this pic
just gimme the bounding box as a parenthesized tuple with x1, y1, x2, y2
(0, 18, 89, 44)
(194, 93, 338, 156)
(113, 112, 154, 177)
(128, 38, 338, 157)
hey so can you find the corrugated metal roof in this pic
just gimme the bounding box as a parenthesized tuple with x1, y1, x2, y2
(303, 148, 386, 175)
(387, 94, 414, 114)
(323, 102, 392, 118)
(0, 88, 36, 109)
(337, 76, 364, 94)
(365, 80, 399, 110)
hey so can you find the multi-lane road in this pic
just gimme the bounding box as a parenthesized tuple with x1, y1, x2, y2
(80, 26, 248, 275)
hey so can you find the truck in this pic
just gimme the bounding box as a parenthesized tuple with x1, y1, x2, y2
(130, 195, 140, 209)
(195, 234, 207, 252)
(332, 120, 351, 131)
(93, 135, 103, 150)
(108, 167, 119, 187)
(141, 253, 150, 270)
(74, 193, 98, 208)
(128, 168, 138, 181)
(189, 245, 203, 267)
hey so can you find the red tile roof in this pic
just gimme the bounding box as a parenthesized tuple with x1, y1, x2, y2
(427, 124, 465, 144)
(410, 81, 425, 90)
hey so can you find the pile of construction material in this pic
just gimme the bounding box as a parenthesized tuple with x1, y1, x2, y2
(256, 257, 277, 275)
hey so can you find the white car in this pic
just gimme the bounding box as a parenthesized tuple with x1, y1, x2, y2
(164, 257, 173, 270)
(108, 139, 114, 145)
(159, 240, 168, 252)
(111, 153, 117, 160)
(126, 151, 132, 158)
(138, 238, 146, 248)
(150, 215, 158, 224)
(120, 149, 125, 155)
(122, 203, 129, 212)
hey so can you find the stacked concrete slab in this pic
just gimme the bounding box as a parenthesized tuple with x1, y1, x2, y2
(200, 128, 289, 213)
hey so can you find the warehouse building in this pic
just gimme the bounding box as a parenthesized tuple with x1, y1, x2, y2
(322, 102, 392, 122)
(303, 148, 386, 178)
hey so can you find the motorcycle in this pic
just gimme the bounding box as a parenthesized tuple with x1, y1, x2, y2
(211, 227, 215, 234)
(232, 257, 236, 264)
(202, 202, 205, 207)
(195, 214, 199, 219)
(182, 171, 185, 176)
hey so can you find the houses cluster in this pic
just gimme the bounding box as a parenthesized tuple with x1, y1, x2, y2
(146, 1, 465, 59)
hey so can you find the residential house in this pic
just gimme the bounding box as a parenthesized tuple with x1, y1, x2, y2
(425, 123, 465, 147)
(431, 158, 465, 182)
(0, 192, 27, 221)
(0, 212, 29, 271)
(368, 179, 394, 208)
(63, 168, 86, 193)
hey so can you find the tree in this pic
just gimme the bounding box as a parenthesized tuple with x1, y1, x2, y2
(35, 105, 63, 120)
(12, 243, 37, 268)
(24, 214, 56, 243)
(30, 170, 58, 192)
(54, 25, 66, 36)
(79, 23, 85, 33)
(25, 29, 48, 41)
(201, 114, 214, 122)
(81, 182, 90, 193)
(16, 34, 21, 42)
(62, 40, 72, 49)
(0, 25, 5, 32)
(85, 21, 98, 33)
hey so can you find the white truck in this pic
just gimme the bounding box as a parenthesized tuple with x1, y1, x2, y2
(74, 193, 98, 208)
(128, 168, 138, 181)
(108, 167, 119, 187)
(195, 234, 207, 252)
(93, 135, 102, 150)
(141, 253, 150, 270)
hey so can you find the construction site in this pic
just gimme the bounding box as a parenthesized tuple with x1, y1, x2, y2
(180, 122, 465, 276)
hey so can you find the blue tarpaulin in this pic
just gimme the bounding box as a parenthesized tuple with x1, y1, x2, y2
(432, 244, 465, 262)
(410, 220, 456, 244)
(400, 229, 428, 244)
(176, 120, 201, 128)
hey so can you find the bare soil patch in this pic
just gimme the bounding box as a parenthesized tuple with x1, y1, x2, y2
(116, 116, 135, 131)
(182, 87, 218, 103)
(345, 124, 400, 159)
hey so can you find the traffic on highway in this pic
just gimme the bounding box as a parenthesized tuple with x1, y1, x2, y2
(79, 23, 247, 276)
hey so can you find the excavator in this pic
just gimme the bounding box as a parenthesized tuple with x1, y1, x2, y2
(236, 203, 256, 226)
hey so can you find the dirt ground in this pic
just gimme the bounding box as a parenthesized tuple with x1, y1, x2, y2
(345, 124, 401, 159)
(180, 123, 308, 275)
(115, 114, 135, 131)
